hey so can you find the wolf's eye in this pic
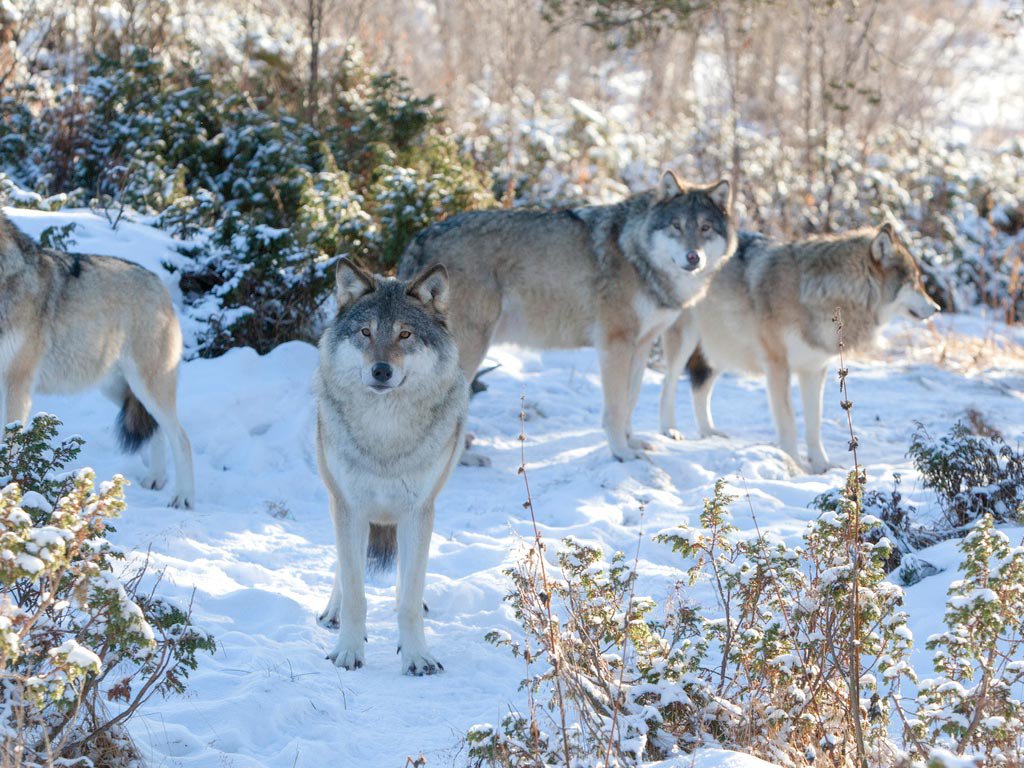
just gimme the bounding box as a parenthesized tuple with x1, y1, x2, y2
(673, 220, 683, 231)
(700, 222, 712, 234)
(399, 330, 411, 340)
(360, 327, 371, 337)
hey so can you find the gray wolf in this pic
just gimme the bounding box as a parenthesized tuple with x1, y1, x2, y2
(0, 213, 195, 507)
(399, 172, 737, 462)
(658, 222, 940, 472)
(315, 258, 467, 675)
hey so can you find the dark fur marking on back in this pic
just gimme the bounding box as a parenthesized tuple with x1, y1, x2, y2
(735, 231, 768, 261)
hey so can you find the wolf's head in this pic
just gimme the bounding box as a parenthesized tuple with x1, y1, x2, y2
(324, 259, 458, 396)
(642, 172, 738, 280)
(871, 223, 940, 322)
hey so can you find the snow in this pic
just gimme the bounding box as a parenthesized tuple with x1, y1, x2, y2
(648, 747, 782, 768)
(51, 639, 102, 672)
(4, 207, 1024, 766)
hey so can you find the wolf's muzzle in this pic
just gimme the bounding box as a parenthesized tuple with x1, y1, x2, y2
(684, 250, 702, 271)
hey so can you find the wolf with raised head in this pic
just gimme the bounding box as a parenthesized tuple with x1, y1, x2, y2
(398, 172, 737, 462)
(315, 258, 467, 675)
(0, 213, 195, 508)
(659, 222, 940, 472)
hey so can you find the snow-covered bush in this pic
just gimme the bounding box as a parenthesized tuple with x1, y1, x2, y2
(908, 514, 1024, 766)
(0, 415, 215, 766)
(471, 474, 915, 766)
(467, 537, 682, 765)
(907, 421, 1024, 528)
(474, 464, 1024, 767)
(1, 34, 494, 354)
(812, 474, 943, 582)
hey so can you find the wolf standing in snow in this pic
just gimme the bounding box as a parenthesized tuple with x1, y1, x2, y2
(315, 258, 467, 675)
(659, 222, 941, 473)
(398, 171, 737, 462)
(0, 213, 195, 508)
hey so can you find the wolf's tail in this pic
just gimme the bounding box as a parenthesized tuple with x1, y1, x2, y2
(368, 523, 397, 572)
(685, 344, 715, 390)
(116, 389, 159, 453)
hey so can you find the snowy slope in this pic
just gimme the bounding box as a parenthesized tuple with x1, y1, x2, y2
(5, 209, 1024, 768)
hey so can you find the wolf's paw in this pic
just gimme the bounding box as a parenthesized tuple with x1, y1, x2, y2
(400, 647, 444, 676)
(328, 639, 365, 671)
(699, 428, 729, 439)
(807, 456, 831, 475)
(460, 450, 491, 468)
(611, 446, 646, 462)
(168, 494, 194, 510)
(140, 473, 167, 491)
(627, 436, 656, 451)
(662, 427, 685, 441)
(317, 610, 340, 630)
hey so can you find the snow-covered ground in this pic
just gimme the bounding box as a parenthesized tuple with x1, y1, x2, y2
(6, 209, 1024, 768)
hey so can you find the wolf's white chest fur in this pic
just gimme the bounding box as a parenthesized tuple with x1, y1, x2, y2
(317, 383, 461, 521)
(632, 291, 681, 344)
(782, 328, 834, 371)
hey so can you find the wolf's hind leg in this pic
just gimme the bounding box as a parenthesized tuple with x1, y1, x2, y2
(692, 364, 726, 439)
(104, 371, 169, 491)
(122, 361, 195, 509)
(659, 314, 699, 439)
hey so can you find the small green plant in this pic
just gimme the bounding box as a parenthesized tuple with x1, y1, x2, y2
(1, 415, 215, 766)
(37, 222, 77, 251)
(908, 421, 1024, 527)
(812, 473, 943, 581)
(906, 515, 1024, 765)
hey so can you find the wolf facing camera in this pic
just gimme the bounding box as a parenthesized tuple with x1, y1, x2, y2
(315, 258, 468, 675)
(399, 171, 738, 462)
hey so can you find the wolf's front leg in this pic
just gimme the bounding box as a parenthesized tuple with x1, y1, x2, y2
(318, 563, 342, 629)
(764, 357, 801, 468)
(3, 348, 38, 428)
(396, 503, 442, 675)
(625, 338, 656, 451)
(327, 505, 369, 670)
(798, 367, 830, 473)
(599, 338, 645, 461)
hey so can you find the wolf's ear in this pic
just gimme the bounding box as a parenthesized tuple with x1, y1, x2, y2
(707, 179, 731, 211)
(406, 263, 450, 314)
(870, 223, 897, 265)
(335, 258, 375, 310)
(656, 170, 684, 202)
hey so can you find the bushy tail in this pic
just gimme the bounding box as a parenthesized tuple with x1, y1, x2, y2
(116, 389, 159, 453)
(685, 344, 714, 389)
(368, 523, 397, 572)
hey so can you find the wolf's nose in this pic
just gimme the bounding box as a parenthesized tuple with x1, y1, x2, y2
(371, 363, 393, 383)
(686, 250, 701, 266)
